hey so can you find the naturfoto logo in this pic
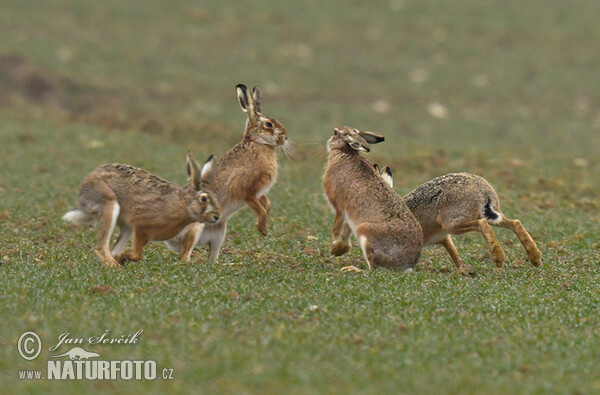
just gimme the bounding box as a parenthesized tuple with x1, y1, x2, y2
(18, 330, 175, 381)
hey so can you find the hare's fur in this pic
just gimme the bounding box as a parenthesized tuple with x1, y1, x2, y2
(381, 170, 542, 269)
(323, 126, 422, 271)
(166, 84, 288, 262)
(63, 154, 220, 267)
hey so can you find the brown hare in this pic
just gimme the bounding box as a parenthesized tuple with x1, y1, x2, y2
(376, 166, 541, 269)
(323, 126, 422, 271)
(63, 152, 220, 267)
(166, 84, 289, 262)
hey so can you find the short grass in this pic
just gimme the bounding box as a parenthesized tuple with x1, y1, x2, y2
(1, 0, 599, 393)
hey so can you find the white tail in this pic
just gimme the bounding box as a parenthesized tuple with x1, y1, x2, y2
(62, 209, 93, 225)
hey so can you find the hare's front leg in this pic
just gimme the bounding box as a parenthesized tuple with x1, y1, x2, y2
(207, 222, 227, 263)
(179, 223, 203, 262)
(111, 224, 132, 257)
(259, 195, 271, 215)
(245, 197, 268, 236)
(330, 210, 351, 256)
(114, 230, 147, 263)
(439, 235, 463, 269)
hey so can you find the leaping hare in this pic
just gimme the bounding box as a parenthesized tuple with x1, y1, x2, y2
(63, 152, 220, 267)
(323, 126, 422, 271)
(376, 167, 541, 269)
(166, 84, 289, 262)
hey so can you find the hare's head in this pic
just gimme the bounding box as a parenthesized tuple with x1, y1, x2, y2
(237, 84, 288, 147)
(327, 126, 385, 153)
(185, 152, 221, 224)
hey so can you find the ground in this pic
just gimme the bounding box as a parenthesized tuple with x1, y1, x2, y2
(1, 1, 599, 393)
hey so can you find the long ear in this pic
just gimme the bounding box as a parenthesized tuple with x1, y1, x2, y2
(373, 163, 380, 173)
(359, 131, 385, 144)
(236, 84, 250, 113)
(381, 166, 394, 187)
(186, 151, 203, 189)
(200, 154, 214, 184)
(252, 86, 262, 113)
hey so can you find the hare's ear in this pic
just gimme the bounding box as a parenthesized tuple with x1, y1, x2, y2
(381, 166, 394, 187)
(252, 86, 262, 113)
(359, 131, 385, 144)
(186, 151, 203, 189)
(349, 141, 369, 152)
(236, 84, 250, 113)
(373, 163, 380, 173)
(200, 154, 214, 184)
(343, 134, 370, 152)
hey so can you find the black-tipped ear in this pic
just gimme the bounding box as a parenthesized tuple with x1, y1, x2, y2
(186, 151, 203, 189)
(373, 163, 380, 173)
(252, 86, 262, 113)
(236, 84, 249, 113)
(200, 154, 214, 183)
(359, 131, 385, 144)
(381, 166, 394, 187)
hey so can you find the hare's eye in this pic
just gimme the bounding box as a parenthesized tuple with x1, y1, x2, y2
(264, 121, 274, 128)
(333, 129, 339, 136)
(200, 195, 208, 203)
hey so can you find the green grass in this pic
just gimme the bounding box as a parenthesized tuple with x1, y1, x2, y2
(1, 0, 599, 393)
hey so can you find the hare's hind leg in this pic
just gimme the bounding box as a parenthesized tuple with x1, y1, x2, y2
(439, 235, 463, 269)
(95, 200, 121, 268)
(495, 217, 542, 267)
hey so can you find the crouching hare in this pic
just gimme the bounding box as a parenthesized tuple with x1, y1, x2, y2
(63, 152, 220, 267)
(376, 167, 542, 269)
(166, 84, 289, 262)
(323, 126, 422, 271)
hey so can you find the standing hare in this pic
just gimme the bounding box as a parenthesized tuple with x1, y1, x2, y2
(323, 126, 422, 271)
(166, 84, 289, 262)
(63, 152, 220, 267)
(376, 167, 541, 269)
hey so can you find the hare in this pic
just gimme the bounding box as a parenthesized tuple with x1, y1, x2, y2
(63, 152, 220, 267)
(375, 167, 541, 269)
(165, 84, 289, 262)
(323, 126, 423, 271)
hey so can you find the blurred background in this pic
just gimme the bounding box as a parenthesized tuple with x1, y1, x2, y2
(3, 0, 599, 152)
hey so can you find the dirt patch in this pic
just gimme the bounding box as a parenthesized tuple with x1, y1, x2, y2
(0, 53, 237, 143)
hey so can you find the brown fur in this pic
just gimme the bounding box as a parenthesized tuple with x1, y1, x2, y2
(323, 126, 422, 271)
(402, 172, 542, 269)
(166, 84, 288, 262)
(64, 154, 220, 267)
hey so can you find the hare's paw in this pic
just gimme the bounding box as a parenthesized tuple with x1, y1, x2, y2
(95, 250, 122, 269)
(114, 250, 142, 263)
(256, 220, 268, 236)
(331, 240, 351, 256)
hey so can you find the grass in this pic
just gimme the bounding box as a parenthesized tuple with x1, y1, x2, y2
(1, 0, 599, 393)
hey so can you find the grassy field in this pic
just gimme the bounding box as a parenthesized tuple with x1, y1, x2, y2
(1, 0, 599, 393)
